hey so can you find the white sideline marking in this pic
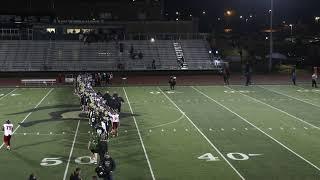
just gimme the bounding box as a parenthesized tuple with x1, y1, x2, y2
(158, 87, 245, 180)
(123, 87, 156, 180)
(260, 86, 320, 109)
(192, 86, 320, 172)
(0, 88, 17, 101)
(63, 120, 80, 180)
(225, 86, 320, 130)
(0, 88, 53, 150)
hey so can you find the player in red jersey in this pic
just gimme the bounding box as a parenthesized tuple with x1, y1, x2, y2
(2, 120, 13, 150)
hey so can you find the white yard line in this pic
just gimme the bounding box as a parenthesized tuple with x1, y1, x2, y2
(225, 86, 320, 130)
(299, 86, 320, 95)
(192, 86, 320, 172)
(0, 88, 54, 150)
(159, 87, 245, 180)
(123, 87, 156, 180)
(0, 88, 17, 101)
(259, 85, 320, 109)
(63, 120, 80, 180)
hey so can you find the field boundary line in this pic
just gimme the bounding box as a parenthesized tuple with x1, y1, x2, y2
(63, 120, 80, 180)
(123, 87, 156, 180)
(192, 86, 320, 172)
(0, 88, 17, 101)
(259, 85, 320, 109)
(158, 87, 245, 180)
(0, 88, 54, 150)
(225, 86, 320, 130)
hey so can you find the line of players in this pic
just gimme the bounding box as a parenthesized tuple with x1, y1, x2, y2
(76, 74, 124, 180)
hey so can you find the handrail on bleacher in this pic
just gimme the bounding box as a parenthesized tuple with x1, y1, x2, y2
(21, 79, 56, 86)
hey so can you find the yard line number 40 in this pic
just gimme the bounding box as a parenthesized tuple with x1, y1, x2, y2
(198, 152, 262, 161)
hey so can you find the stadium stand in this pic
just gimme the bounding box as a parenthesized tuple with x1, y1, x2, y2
(0, 39, 217, 72)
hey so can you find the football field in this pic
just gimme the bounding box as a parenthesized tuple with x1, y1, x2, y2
(1, 85, 320, 180)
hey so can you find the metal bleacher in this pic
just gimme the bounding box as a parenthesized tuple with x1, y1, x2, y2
(179, 40, 215, 70)
(0, 40, 216, 72)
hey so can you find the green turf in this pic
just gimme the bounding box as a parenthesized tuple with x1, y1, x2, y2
(1, 85, 320, 179)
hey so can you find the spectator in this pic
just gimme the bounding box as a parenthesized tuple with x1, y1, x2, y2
(152, 59, 156, 69)
(138, 51, 143, 59)
(130, 44, 134, 55)
(70, 167, 82, 180)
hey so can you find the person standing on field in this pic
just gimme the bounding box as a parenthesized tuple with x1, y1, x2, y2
(2, 120, 13, 150)
(291, 66, 297, 85)
(312, 72, 318, 88)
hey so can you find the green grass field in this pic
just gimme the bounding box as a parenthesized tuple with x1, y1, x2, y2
(1, 85, 320, 180)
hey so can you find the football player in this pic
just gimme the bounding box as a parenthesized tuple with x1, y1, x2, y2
(2, 120, 13, 150)
(88, 132, 99, 164)
(108, 112, 120, 137)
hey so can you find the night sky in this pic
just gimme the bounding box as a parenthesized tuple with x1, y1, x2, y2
(0, 0, 319, 23)
(165, 0, 320, 23)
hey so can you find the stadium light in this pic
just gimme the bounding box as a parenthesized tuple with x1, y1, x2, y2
(268, 0, 274, 72)
(289, 24, 293, 42)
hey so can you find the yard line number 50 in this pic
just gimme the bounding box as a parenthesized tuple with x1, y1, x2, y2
(40, 156, 94, 167)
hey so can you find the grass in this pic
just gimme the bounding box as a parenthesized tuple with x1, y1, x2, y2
(1, 85, 320, 179)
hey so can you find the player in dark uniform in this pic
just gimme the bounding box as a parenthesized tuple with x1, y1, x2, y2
(95, 153, 116, 180)
(169, 76, 177, 90)
(97, 132, 109, 159)
(112, 93, 125, 113)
